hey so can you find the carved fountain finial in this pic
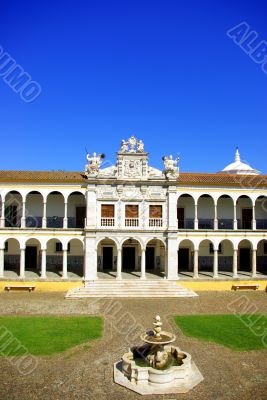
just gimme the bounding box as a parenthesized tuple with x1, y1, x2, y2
(153, 315, 163, 338)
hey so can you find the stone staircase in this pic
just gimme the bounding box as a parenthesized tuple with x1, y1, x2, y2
(65, 279, 198, 298)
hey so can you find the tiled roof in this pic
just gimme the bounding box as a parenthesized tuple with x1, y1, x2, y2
(0, 170, 266, 188)
(0, 170, 86, 183)
(178, 172, 267, 188)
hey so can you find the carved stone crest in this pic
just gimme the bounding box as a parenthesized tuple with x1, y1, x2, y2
(119, 136, 145, 153)
(123, 159, 142, 178)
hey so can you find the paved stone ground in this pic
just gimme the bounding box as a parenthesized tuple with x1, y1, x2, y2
(0, 291, 266, 400)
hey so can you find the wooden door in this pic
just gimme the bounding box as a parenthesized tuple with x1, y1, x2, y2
(177, 208, 184, 229)
(242, 208, 252, 229)
(76, 207, 86, 228)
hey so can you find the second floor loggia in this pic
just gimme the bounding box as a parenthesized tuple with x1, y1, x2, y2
(177, 194, 267, 230)
(0, 191, 86, 229)
(1, 190, 267, 231)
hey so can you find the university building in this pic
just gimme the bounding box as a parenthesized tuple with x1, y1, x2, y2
(0, 136, 267, 282)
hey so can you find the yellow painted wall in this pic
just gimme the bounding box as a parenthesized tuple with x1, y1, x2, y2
(0, 280, 266, 292)
(181, 280, 267, 291)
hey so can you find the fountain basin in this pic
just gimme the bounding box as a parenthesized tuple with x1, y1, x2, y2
(122, 345, 190, 385)
(115, 345, 203, 395)
(114, 315, 203, 395)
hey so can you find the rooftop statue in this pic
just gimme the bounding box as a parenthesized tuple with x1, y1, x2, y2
(119, 136, 145, 153)
(163, 154, 179, 179)
(85, 152, 104, 176)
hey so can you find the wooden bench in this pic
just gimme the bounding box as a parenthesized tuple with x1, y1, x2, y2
(4, 285, 36, 292)
(232, 284, 259, 291)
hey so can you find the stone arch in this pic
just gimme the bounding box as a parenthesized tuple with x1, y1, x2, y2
(177, 194, 195, 229)
(121, 238, 142, 274)
(197, 194, 215, 229)
(198, 239, 215, 273)
(46, 238, 64, 277)
(66, 238, 84, 277)
(46, 191, 64, 228)
(120, 237, 144, 249)
(67, 191, 86, 228)
(217, 195, 234, 229)
(97, 238, 118, 275)
(256, 239, 267, 274)
(238, 239, 252, 273)
(24, 238, 42, 276)
(4, 191, 23, 227)
(236, 195, 253, 229)
(217, 239, 234, 274)
(178, 239, 195, 273)
(145, 238, 166, 275)
(3, 238, 20, 277)
(255, 195, 267, 229)
(25, 191, 44, 228)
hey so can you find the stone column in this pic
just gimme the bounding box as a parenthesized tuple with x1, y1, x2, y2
(0, 248, 4, 278)
(194, 202, 198, 230)
(21, 200, 26, 228)
(63, 202, 68, 229)
(252, 249, 257, 278)
(62, 249, 68, 279)
(85, 186, 96, 228)
(168, 186, 178, 229)
(20, 248, 25, 279)
(42, 200, 47, 228)
(155, 242, 160, 271)
(0, 200, 5, 228)
(84, 236, 97, 280)
(141, 249, 146, 279)
(167, 236, 178, 280)
(193, 249, 199, 278)
(116, 248, 122, 279)
(252, 204, 256, 230)
(41, 249, 47, 279)
(233, 249, 238, 278)
(213, 249, 218, 278)
(214, 202, 218, 230)
(233, 203, 237, 230)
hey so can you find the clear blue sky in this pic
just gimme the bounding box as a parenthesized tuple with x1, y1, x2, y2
(0, 0, 266, 173)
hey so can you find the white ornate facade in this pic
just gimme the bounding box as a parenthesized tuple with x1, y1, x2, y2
(0, 138, 266, 281)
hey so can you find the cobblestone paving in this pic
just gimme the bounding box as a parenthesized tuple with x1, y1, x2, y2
(0, 291, 266, 400)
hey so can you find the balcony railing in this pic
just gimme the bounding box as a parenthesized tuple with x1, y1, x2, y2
(26, 216, 42, 228)
(101, 218, 115, 227)
(178, 219, 194, 229)
(125, 218, 139, 227)
(237, 219, 252, 229)
(256, 219, 267, 229)
(149, 218, 163, 227)
(67, 217, 85, 229)
(218, 219, 233, 230)
(47, 217, 64, 228)
(198, 219, 214, 229)
(4, 219, 21, 228)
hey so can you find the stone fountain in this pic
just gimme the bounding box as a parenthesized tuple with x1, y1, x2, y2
(114, 315, 203, 395)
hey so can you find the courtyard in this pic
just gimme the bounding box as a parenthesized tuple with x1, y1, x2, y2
(0, 291, 266, 399)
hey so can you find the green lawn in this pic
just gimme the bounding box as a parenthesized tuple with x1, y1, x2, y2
(174, 314, 267, 351)
(0, 316, 102, 356)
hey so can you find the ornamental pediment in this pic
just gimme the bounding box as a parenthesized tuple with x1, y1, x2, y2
(84, 136, 179, 180)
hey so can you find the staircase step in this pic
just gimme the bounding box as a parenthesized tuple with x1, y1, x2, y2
(65, 280, 197, 298)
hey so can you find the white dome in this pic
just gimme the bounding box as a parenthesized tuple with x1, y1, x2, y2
(220, 148, 260, 175)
